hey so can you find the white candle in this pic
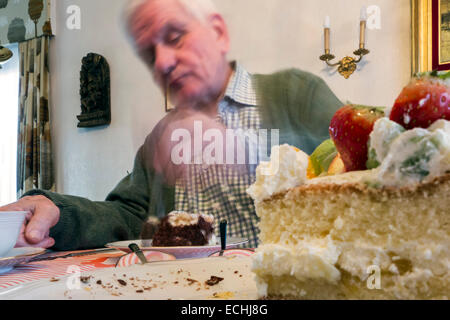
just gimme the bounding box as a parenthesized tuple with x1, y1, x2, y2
(360, 6, 367, 21)
(359, 7, 367, 48)
(324, 16, 330, 53)
(324, 15, 330, 29)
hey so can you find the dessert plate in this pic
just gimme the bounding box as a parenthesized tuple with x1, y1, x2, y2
(115, 251, 176, 268)
(0, 256, 258, 300)
(105, 237, 249, 259)
(0, 247, 46, 274)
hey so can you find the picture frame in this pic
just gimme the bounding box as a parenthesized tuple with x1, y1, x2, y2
(412, 0, 450, 74)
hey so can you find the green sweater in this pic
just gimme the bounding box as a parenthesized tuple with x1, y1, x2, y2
(25, 69, 343, 250)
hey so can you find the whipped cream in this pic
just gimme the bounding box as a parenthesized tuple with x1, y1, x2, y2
(168, 211, 214, 227)
(246, 144, 309, 203)
(368, 118, 405, 167)
(371, 119, 450, 186)
(252, 238, 341, 297)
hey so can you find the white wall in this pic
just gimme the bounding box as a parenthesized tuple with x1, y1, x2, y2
(50, 0, 411, 200)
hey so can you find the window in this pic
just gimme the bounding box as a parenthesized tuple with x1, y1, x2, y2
(0, 44, 19, 206)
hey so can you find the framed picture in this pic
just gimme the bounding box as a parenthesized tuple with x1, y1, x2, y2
(412, 0, 450, 73)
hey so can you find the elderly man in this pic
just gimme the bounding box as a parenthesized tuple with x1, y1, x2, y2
(0, 0, 342, 249)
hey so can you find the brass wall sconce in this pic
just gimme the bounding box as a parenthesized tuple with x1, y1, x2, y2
(0, 44, 13, 70)
(320, 8, 370, 79)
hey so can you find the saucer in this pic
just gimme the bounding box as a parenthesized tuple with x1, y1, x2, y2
(0, 247, 46, 274)
(106, 237, 248, 259)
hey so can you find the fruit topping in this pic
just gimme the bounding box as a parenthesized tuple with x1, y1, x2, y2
(329, 105, 384, 171)
(390, 72, 450, 129)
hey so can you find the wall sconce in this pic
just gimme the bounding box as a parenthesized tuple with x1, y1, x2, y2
(0, 44, 13, 70)
(320, 7, 370, 79)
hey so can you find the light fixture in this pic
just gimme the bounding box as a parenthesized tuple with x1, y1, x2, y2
(319, 7, 370, 79)
(0, 44, 13, 70)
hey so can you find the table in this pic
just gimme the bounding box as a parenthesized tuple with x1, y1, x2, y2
(0, 249, 125, 290)
(0, 249, 257, 300)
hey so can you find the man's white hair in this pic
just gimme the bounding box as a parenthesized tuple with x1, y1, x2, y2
(124, 0, 219, 26)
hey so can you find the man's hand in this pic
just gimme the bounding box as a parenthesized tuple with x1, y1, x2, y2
(0, 196, 60, 248)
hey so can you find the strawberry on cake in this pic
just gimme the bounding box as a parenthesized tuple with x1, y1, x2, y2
(248, 72, 450, 300)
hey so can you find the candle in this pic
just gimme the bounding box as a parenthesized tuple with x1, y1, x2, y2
(359, 7, 367, 48)
(323, 16, 330, 53)
(360, 6, 367, 21)
(359, 21, 366, 49)
(324, 16, 330, 53)
(324, 15, 330, 28)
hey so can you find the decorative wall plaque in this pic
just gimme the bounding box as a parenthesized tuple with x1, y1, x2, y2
(77, 53, 111, 128)
(0, 0, 8, 10)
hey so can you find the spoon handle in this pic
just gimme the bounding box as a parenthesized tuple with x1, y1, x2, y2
(219, 220, 227, 256)
(128, 243, 148, 264)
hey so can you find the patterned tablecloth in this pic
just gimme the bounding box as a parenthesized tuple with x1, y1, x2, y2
(0, 250, 125, 290)
(0, 248, 255, 291)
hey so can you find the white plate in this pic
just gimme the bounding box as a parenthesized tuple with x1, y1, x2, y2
(0, 247, 46, 274)
(0, 256, 258, 300)
(105, 237, 248, 259)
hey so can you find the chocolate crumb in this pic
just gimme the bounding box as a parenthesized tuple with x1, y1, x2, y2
(117, 279, 127, 286)
(136, 290, 144, 293)
(205, 276, 224, 286)
(80, 276, 91, 284)
(186, 278, 198, 285)
(96, 280, 102, 285)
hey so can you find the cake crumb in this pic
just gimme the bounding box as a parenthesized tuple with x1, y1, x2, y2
(205, 276, 224, 286)
(117, 279, 127, 286)
(80, 276, 91, 284)
(212, 291, 234, 299)
(186, 278, 198, 285)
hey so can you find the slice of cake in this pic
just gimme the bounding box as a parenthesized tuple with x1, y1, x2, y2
(248, 73, 450, 299)
(150, 211, 216, 247)
(251, 167, 449, 299)
(250, 141, 450, 300)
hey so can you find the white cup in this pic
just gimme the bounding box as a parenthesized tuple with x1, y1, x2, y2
(0, 211, 27, 257)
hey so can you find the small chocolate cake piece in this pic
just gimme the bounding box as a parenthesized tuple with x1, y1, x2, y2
(140, 216, 160, 240)
(151, 211, 216, 247)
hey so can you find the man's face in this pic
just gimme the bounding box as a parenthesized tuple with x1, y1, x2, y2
(129, 0, 230, 106)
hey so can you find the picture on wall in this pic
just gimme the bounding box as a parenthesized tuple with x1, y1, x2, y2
(412, 0, 450, 73)
(436, 0, 450, 69)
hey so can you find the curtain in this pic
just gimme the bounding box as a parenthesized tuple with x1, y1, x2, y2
(17, 36, 54, 197)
